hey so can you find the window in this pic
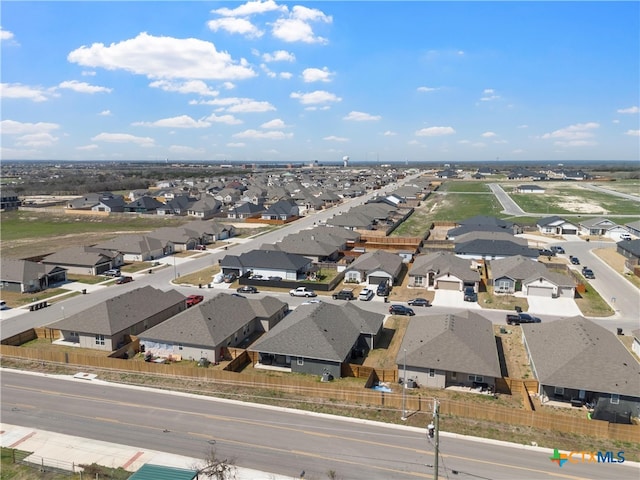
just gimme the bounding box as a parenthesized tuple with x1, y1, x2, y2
(70, 331, 79, 338)
(554, 386, 564, 396)
(414, 276, 424, 286)
(610, 394, 620, 405)
(451, 372, 457, 380)
(468, 375, 484, 382)
(428, 368, 435, 377)
(178, 343, 183, 351)
(297, 357, 304, 366)
(95, 334, 105, 346)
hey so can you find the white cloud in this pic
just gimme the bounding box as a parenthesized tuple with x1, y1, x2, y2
(343, 111, 381, 122)
(212, 0, 286, 17)
(262, 50, 295, 62)
(617, 106, 639, 114)
(481, 131, 497, 138)
(68, 32, 256, 80)
(407, 140, 420, 145)
(625, 130, 640, 137)
(207, 17, 263, 38)
(227, 142, 246, 147)
(517, 124, 528, 129)
(290, 90, 341, 105)
(261, 118, 286, 129)
(1, 119, 60, 134)
(92, 132, 155, 146)
(0, 83, 54, 102)
(541, 122, 599, 147)
(81, 70, 96, 76)
(132, 115, 211, 128)
(383, 131, 397, 136)
(169, 145, 205, 155)
(227, 100, 276, 113)
(58, 80, 112, 94)
(149, 80, 219, 97)
(99, 110, 112, 116)
(0, 27, 14, 41)
(15, 133, 59, 147)
(323, 135, 348, 142)
(204, 113, 243, 125)
(222, 82, 236, 90)
(280, 72, 293, 79)
(77, 144, 99, 150)
(417, 86, 438, 92)
(480, 88, 500, 102)
(302, 67, 333, 83)
(415, 126, 455, 137)
(233, 129, 293, 140)
(272, 6, 332, 44)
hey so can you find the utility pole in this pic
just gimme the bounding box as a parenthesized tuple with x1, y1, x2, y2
(401, 348, 407, 420)
(433, 400, 440, 480)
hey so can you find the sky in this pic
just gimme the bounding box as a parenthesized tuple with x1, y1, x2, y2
(1, 1, 639, 163)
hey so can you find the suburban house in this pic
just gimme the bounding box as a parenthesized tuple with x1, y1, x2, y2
(220, 250, 315, 281)
(578, 217, 618, 236)
(407, 251, 480, 291)
(397, 312, 502, 390)
(515, 185, 545, 194)
(455, 215, 519, 235)
(156, 194, 195, 216)
(124, 196, 165, 214)
(263, 235, 340, 263)
(139, 294, 288, 363)
(93, 234, 167, 262)
(343, 249, 404, 285)
(249, 302, 385, 380)
(326, 211, 375, 230)
(261, 199, 299, 221)
(227, 202, 266, 219)
(536, 216, 579, 236)
(522, 317, 640, 424)
(625, 220, 640, 237)
(489, 255, 575, 298)
(46, 286, 186, 352)
(66, 192, 124, 212)
(187, 198, 222, 219)
(0, 258, 67, 293)
(0, 189, 21, 210)
(40, 246, 123, 275)
(454, 232, 538, 260)
(616, 239, 640, 274)
(180, 220, 236, 243)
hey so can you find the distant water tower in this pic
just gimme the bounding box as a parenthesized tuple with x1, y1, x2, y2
(343, 155, 349, 168)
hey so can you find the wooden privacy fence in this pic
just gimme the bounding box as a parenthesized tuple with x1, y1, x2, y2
(1, 345, 637, 443)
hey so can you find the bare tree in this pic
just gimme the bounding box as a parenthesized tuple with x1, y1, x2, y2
(192, 447, 237, 480)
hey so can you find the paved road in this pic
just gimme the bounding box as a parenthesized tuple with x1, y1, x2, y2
(488, 183, 527, 216)
(582, 183, 640, 202)
(3, 370, 638, 480)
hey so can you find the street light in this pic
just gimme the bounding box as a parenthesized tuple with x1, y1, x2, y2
(401, 348, 407, 420)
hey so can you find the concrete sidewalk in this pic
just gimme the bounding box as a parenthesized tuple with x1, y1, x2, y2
(0, 423, 291, 479)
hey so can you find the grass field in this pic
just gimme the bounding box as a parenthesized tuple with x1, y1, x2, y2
(438, 181, 490, 193)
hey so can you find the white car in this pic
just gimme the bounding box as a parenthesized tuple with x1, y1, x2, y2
(358, 288, 374, 301)
(289, 286, 317, 297)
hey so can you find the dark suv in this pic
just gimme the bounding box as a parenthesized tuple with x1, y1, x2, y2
(332, 289, 355, 300)
(377, 280, 390, 297)
(388, 305, 415, 316)
(463, 287, 477, 302)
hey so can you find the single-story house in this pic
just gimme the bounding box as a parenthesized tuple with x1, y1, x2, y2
(578, 217, 617, 236)
(522, 317, 640, 423)
(489, 255, 575, 298)
(408, 251, 480, 291)
(522, 272, 576, 298)
(397, 312, 502, 389)
(40, 246, 123, 276)
(187, 198, 222, 219)
(124, 196, 165, 214)
(261, 199, 299, 221)
(625, 220, 640, 238)
(46, 286, 186, 351)
(536, 216, 579, 236)
(343, 249, 404, 285)
(249, 302, 384, 379)
(93, 234, 167, 262)
(220, 250, 314, 281)
(516, 185, 545, 194)
(227, 202, 266, 219)
(264, 235, 340, 263)
(616, 239, 640, 273)
(0, 258, 67, 293)
(180, 220, 236, 243)
(454, 237, 538, 261)
(139, 294, 288, 363)
(147, 226, 201, 252)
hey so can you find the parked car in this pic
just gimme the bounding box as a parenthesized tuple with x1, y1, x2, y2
(186, 294, 204, 307)
(332, 288, 355, 300)
(289, 286, 317, 297)
(195, 244, 207, 250)
(251, 274, 264, 280)
(538, 249, 555, 257)
(268, 276, 282, 281)
(407, 298, 430, 307)
(570, 256, 580, 265)
(463, 287, 477, 302)
(376, 280, 391, 297)
(115, 276, 133, 284)
(506, 312, 542, 325)
(237, 285, 258, 294)
(582, 267, 595, 279)
(550, 246, 565, 254)
(223, 273, 237, 283)
(358, 288, 374, 301)
(620, 233, 632, 241)
(389, 304, 415, 316)
(103, 268, 121, 277)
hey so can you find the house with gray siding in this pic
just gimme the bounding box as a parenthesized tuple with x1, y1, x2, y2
(220, 250, 314, 281)
(139, 294, 288, 363)
(0, 258, 67, 293)
(397, 312, 501, 390)
(343, 249, 404, 285)
(40, 246, 123, 276)
(93, 234, 167, 262)
(408, 251, 480, 291)
(250, 302, 384, 379)
(46, 286, 186, 352)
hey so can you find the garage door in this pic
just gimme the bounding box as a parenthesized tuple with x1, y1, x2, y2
(437, 280, 460, 291)
(368, 276, 389, 285)
(562, 229, 577, 235)
(527, 285, 553, 297)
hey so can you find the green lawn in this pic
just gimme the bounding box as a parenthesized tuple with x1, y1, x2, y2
(439, 181, 491, 193)
(431, 190, 503, 221)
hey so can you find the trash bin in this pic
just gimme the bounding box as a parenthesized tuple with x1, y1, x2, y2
(82, 289, 87, 294)
(617, 328, 623, 335)
(384, 296, 389, 303)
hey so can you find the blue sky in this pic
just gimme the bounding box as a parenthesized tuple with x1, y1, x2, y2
(1, 1, 638, 163)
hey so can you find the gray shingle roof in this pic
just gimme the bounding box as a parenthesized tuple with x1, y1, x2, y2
(522, 317, 640, 397)
(140, 294, 287, 347)
(409, 251, 480, 282)
(93, 234, 164, 255)
(489, 255, 547, 281)
(250, 302, 384, 362)
(455, 239, 538, 258)
(46, 286, 185, 335)
(346, 249, 403, 278)
(398, 312, 501, 378)
(220, 250, 311, 271)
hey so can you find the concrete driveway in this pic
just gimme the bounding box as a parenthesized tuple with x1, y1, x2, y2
(432, 290, 483, 309)
(526, 295, 581, 317)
